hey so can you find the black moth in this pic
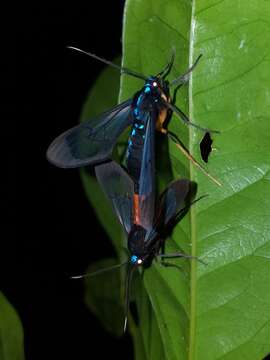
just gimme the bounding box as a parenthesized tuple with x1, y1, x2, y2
(46, 47, 221, 186)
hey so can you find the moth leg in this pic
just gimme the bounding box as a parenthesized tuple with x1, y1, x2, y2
(159, 260, 183, 270)
(158, 252, 207, 265)
(158, 128, 222, 187)
(157, 260, 189, 280)
(167, 102, 220, 134)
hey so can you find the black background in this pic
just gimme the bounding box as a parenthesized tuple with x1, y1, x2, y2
(10, 2, 133, 360)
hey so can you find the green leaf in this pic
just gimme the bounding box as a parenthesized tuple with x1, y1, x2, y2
(79, 1, 270, 358)
(119, 1, 270, 359)
(84, 258, 125, 336)
(0, 292, 25, 360)
(133, 276, 166, 360)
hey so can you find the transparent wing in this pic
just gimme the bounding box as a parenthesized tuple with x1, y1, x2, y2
(95, 161, 134, 234)
(156, 179, 191, 226)
(47, 99, 132, 168)
(138, 114, 156, 231)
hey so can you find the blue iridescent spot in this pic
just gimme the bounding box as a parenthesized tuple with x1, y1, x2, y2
(134, 108, 138, 116)
(144, 86, 151, 93)
(135, 123, 144, 130)
(131, 255, 138, 264)
(136, 94, 143, 106)
(131, 129, 136, 136)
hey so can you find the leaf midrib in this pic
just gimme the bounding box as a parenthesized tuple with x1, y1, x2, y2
(188, 1, 197, 359)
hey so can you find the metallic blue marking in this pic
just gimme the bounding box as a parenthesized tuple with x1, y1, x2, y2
(134, 108, 138, 116)
(144, 86, 150, 93)
(136, 94, 143, 106)
(131, 255, 138, 264)
(131, 129, 136, 136)
(135, 123, 144, 129)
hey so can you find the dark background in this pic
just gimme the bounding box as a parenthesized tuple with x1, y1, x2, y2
(10, 2, 133, 359)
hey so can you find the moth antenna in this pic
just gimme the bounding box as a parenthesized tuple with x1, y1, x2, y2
(157, 47, 176, 78)
(67, 46, 148, 81)
(70, 261, 128, 280)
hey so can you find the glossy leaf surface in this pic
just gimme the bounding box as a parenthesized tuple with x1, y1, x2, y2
(81, 1, 270, 358)
(120, 1, 270, 359)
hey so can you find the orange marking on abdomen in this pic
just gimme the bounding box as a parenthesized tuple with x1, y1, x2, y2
(133, 194, 141, 225)
(156, 108, 168, 132)
(156, 93, 170, 133)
